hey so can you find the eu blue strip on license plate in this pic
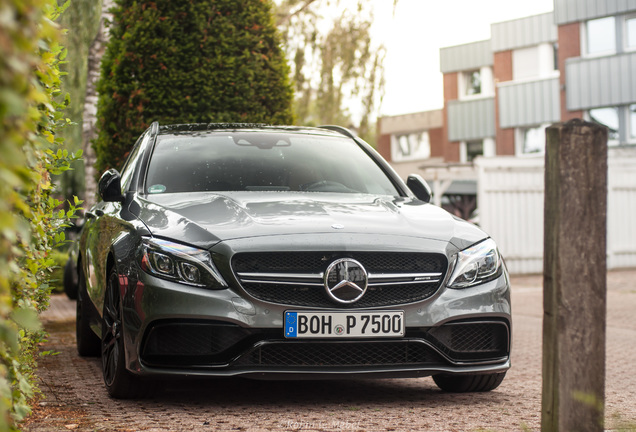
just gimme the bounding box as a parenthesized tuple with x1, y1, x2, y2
(285, 311, 404, 338)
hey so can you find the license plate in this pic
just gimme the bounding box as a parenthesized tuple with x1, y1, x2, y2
(284, 311, 404, 338)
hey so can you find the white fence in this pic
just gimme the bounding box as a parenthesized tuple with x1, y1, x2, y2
(475, 149, 636, 274)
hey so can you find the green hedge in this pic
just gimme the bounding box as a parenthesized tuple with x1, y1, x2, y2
(0, 0, 81, 429)
(95, 0, 295, 173)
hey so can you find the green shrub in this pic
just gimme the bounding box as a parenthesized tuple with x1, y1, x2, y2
(0, 0, 81, 429)
(94, 0, 295, 173)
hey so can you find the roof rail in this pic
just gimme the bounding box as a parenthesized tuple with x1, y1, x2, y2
(318, 125, 356, 139)
(147, 121, 161, 143)
(156, 123, 269, 133)
(149, 121, 160, 136)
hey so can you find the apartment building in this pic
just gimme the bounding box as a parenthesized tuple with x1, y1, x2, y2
(558, 0, 636, 144)
(377, 0, 636, 166)
(376, 110, 444, 179)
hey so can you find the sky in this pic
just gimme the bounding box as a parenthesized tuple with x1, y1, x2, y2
(374, 0, 555, 117)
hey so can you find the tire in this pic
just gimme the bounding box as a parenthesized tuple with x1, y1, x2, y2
(63, 258, 78, 300)
(101, 267, 147, 399)
(433, 372, 506, 393)
(76, 269, 100, 357)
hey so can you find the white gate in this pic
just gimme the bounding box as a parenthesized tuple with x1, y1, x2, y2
(607, 150, 636, 269)
(475, 149, 636, 274)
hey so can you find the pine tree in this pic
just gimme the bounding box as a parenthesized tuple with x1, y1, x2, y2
(94, 0, 294, 173)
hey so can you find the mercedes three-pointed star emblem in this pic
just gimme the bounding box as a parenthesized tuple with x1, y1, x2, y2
(324, 258, 368, 304)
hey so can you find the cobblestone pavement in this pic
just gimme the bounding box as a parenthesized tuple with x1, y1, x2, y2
(22, 271, 636, 432)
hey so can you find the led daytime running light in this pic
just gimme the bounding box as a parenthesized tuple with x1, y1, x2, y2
(141, 238, 227, 288)
(447, 238, 502, 289)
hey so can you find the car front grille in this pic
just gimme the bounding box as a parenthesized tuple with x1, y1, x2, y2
(232, 252, 448, 308)
(234, 340, 446, 367)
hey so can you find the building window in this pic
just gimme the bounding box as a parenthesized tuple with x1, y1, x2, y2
(626, 16, 636, 50)
(512, 44, 558, 81)
(390, 132, 431, 162)
(585, 16, 616, 55)
(587, 105, 636, 145)
(588, 107, 620, 143)
(630, 104, 636, 140)
(513, 46, 540, 80)
(466, 140, 483, 162)
(464, 70, 481, 96)
(516, 125, 548, 155)
(459, 67, 493, 99)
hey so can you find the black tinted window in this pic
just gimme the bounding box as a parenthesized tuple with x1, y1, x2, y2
(120, 130, 150, 192)
(144, 131, 399, 196)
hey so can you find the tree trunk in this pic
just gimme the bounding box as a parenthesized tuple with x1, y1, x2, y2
(82, 0, 114, 210)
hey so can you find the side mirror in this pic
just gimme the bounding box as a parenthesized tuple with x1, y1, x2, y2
(406, 174, 432, 203)
(98, 169, 125, 203)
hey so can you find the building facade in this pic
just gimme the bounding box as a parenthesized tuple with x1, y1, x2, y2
(377, 0, 636, 166)
(376, 110, 444, 179)
(376, 0, 636, 272)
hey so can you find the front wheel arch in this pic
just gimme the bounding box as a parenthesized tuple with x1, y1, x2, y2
(101, 263, 148, 399)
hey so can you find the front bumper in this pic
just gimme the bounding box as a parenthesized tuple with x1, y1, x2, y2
(139, 320, 510, 379)
(120, 268, 511, 379)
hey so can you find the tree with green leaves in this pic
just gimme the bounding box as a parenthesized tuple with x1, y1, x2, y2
(80, 0, 111, 210)
(276, 0, 388, 143)
(71, 0, 387, 204)
(94, 0, 295, 174)
(56, 0, 103, 204)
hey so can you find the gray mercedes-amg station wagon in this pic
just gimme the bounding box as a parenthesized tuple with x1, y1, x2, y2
(76, 123, 511, 398)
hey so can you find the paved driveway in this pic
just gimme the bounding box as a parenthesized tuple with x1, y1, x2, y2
(23, 271, 636, 432)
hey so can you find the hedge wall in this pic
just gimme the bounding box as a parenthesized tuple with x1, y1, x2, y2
(0, 0, 81, 429)
(94, 0, 295, 173)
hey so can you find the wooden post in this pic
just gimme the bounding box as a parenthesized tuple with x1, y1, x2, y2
(542, 119, 608, 431)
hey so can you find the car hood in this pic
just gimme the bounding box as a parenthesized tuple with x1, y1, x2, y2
(135, 192, 487, 250)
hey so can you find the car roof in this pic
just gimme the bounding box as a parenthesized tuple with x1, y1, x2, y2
(155, 123, 354, 139)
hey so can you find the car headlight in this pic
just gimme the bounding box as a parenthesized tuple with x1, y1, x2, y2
(447, 238, 503, 289)
(140, 238, 227, 289)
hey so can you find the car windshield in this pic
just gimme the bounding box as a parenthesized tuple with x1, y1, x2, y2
(144, 130, 400, 196)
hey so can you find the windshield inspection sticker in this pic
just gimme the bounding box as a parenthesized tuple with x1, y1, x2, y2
(148, 184, 166, 194)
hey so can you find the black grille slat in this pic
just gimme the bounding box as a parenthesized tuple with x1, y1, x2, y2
(235, 341, 445, 367)
(240, 283, 439, 308)
(232, 252, 447, 308)
(233, 252, 445, 274)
